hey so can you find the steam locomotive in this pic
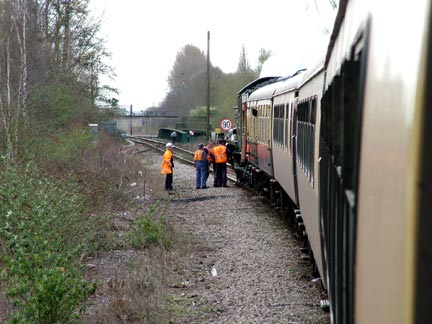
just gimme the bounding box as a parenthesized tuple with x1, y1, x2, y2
(230, 1, 432, 323)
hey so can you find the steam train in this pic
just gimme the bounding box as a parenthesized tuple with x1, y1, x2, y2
(230, 1, 432, 323)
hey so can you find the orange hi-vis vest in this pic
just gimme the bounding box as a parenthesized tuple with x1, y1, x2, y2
(194, 149, 204, 161)
(207, 146, 214, 163)
(161, 149, 173, 174)
(213, 145, 227, 163)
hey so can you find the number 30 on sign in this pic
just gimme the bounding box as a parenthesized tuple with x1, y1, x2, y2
(220, 118, 233, 131)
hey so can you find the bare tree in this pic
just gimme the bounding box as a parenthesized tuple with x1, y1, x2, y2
(0, 33, 17, 159)
(0, 0, 28, 159)
(237, 46, 252, 74)
(11, 0, 29, 126)
(0, 0, 112, 160)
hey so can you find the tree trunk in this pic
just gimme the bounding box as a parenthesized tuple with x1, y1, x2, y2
(62, 0, 71, 70)
(17, 0, 29, 125)
(8, 0, 30, 158)
(0, 37, 17, 160)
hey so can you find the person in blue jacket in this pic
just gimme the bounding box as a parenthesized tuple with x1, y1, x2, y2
(193, 143, 209, 189)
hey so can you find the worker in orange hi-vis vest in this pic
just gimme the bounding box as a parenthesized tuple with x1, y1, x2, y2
(194, 143, 209, 189)
(213, 139, 228, 187)
(161, 142, 174, 191)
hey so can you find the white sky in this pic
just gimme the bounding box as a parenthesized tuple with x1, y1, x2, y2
(89, 0, 337, 111)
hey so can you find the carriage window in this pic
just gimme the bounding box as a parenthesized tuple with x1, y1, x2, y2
(297, 97, 317, 184)
(274, 104, 284, 147)
(257, 103, 271, 145)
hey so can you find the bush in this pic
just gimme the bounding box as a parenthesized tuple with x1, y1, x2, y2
(128, 202, 172, 249)
(23, 129, 137, 214)
(36, 129, 91, 166)
(0, 159, 92, 323)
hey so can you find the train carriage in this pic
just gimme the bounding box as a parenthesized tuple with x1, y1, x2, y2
(234, 1, 432, 323)
(246, 83, 277, 178)
(236, 77, 280, 184)
(321, 0, 432, 323)
(271, 71, 305, 207)
(295, 61, 325, 284)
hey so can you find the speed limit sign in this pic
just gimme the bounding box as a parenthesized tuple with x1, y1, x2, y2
(220, 118, 233, 131)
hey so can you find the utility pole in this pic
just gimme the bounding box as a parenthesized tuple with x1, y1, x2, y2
(129, 104, 133, 135)
(206, 31, 211, 141)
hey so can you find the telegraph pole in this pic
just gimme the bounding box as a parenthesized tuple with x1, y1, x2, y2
(206, 31, 211, 141)
(129, 104, 133, 135)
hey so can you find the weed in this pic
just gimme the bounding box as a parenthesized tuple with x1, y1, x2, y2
(87, 213, 123, 251)
(127, 259, 138, 270)
(90, 252, 169, 323)
(128, 201, 172, 249)
(164, 295, 189, 316)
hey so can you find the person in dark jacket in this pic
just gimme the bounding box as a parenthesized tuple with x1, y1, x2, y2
(194, 143, 209, 189)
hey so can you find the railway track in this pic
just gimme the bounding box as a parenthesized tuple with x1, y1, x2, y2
(126, 135, 237, 183)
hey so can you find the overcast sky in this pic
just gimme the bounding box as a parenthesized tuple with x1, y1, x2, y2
(89, 0, 337, 111)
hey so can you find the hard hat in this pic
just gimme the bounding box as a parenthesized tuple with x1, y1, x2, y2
(166, 142, 173, 148)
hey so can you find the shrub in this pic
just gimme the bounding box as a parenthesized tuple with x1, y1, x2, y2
(0, 159, 92, 323)
(22, 127, 91, 169)
(128, 202, 172, 249)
